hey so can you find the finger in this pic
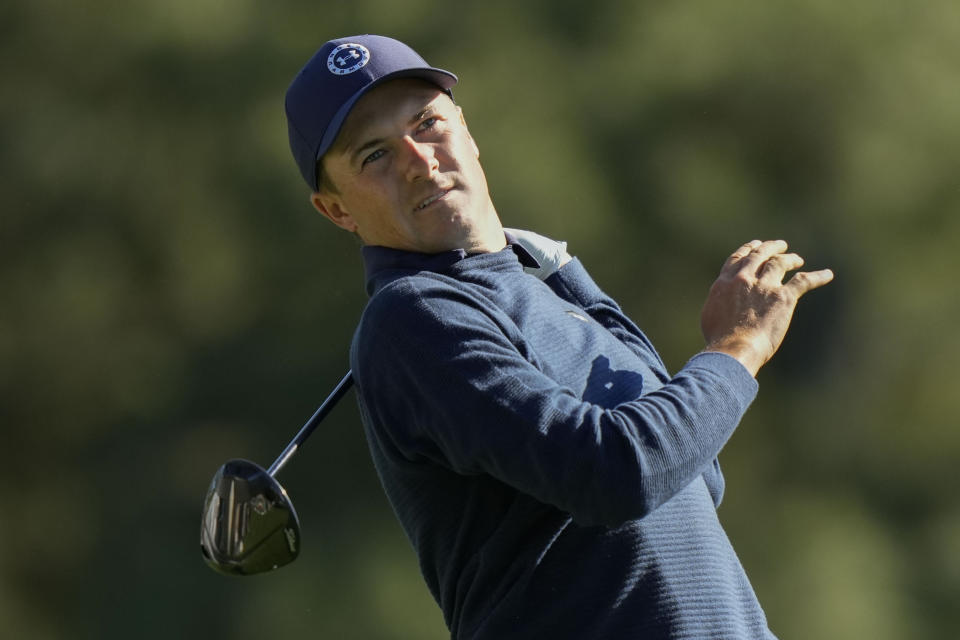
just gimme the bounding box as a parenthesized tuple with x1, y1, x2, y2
(738, 239, 789, 274)
(723, 239, 763, 269)
(784, 268, 835, 297)
(758, 253, 804, 283)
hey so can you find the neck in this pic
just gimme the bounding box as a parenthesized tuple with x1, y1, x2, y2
(462, 201, 506, 253)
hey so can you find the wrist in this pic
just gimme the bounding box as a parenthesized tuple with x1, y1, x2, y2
(702, 338, 763, 377)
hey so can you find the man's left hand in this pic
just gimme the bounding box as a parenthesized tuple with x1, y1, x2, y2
(504, 227, 572, 281)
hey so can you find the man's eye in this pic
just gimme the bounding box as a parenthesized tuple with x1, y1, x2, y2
(362, 149, 385, 166)
(418, 117, 438, 132)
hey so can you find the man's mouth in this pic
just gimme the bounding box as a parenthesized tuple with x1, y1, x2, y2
(414, 188, 452, 211)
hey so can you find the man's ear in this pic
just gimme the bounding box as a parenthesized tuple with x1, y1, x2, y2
(310, 192, 358, 233)
(457, 106, 480, 158)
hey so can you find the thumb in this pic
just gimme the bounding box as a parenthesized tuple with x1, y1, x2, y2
(786, 268, 835, 297)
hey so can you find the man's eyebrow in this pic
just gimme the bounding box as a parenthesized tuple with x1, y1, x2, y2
(411, 105, 437, 123)
(346, 103, 440, 163)
(348, 136, 386, 163)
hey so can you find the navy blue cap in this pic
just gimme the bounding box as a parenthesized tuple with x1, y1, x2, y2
(285, 35, 458, 191)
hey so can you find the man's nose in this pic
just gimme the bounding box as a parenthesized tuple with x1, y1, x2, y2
(399, 136, 438, 182)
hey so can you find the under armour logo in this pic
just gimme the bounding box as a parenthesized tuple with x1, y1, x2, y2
(336, 50, 361, 67)
(327, 43, 370, 75)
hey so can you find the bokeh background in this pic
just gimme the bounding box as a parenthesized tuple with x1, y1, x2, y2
(3, 0, 959, 637)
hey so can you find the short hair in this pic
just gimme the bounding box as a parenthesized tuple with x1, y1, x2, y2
(315, 160, 339, 195)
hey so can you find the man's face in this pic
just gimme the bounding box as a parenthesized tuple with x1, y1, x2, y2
(312, 79, 503, 254)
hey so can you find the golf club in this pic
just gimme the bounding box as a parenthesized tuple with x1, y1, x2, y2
(200, 370, 354, 576)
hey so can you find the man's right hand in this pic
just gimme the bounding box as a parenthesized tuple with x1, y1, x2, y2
(700, 239, 834, 377)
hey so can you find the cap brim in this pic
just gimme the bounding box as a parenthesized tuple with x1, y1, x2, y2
(315, 67, 458, 163)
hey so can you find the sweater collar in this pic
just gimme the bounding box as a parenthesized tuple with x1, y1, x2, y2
(361, 236, 540, 296)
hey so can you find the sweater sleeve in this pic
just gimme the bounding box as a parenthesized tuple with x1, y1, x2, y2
(546, 258, 730, 508)
(353, 277, 757, 527)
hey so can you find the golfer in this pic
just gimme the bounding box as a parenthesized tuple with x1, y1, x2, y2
(285, 34, 833, 639)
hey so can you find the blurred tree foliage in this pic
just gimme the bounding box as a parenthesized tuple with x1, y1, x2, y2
(2, 0, 958, 637)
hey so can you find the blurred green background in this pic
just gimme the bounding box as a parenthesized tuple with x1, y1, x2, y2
(3, 0, 959, 637)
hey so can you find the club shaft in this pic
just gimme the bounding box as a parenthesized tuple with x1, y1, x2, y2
(267, 370, 354, 477)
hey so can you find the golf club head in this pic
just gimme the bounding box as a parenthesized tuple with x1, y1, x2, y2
(200, 459, 301, 576)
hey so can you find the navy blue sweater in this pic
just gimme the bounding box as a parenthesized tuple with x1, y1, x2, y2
(351, 244, 775, 639)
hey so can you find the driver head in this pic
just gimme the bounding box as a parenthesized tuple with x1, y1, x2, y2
(200, 459, 301, 576)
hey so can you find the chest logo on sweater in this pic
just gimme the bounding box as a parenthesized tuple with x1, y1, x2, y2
(565, 310, 590, 323)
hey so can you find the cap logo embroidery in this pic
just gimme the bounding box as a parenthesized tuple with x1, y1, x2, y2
(327, 43, 370, 75)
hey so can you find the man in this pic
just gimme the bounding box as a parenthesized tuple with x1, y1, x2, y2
(285, 35, 833, 639)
